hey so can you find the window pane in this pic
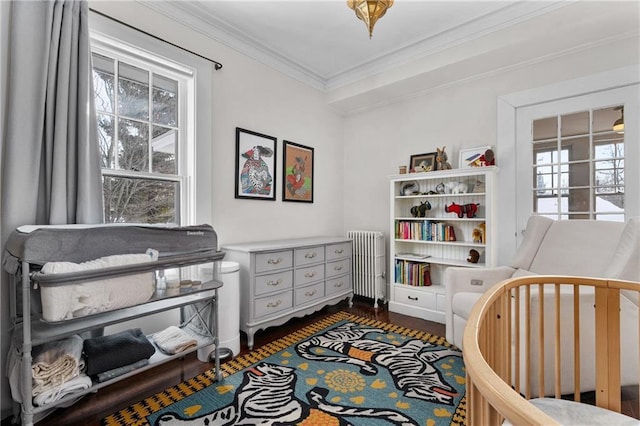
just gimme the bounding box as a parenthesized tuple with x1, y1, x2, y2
(97, 114, 114, 168)
(152, 126, 176, 174)
(533, 142, 556, 165)
(594, 140, 623, 160)
(92, 53, 114, 113)
(567, 161, 589, 188)
(153, 75, 178, 127)
(535, 195, 566, 214)
(561, 111, 588, 137)
(595, 159, 624, 187)
(103, 176, 177, 223)
(562, 137, 589, 162)
(118, 118, 149, 172)
(533, 116, 557, 141)
(118, 62, 149, 120)
(593, 105, 623, 133)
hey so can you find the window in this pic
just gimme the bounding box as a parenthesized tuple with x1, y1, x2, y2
(531, 106, 624, 221)
(91, 36, 194, 224)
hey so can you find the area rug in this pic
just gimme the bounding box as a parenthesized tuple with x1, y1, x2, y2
(102, 311, 466, 425)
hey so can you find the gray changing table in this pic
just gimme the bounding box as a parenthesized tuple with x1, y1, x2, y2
(4, 224, 226, 425)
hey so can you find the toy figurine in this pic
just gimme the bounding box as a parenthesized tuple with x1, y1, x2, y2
(410, 201, 431, 217)
(436, 146, 452, 170)
(445, 202, 479, 218)
(467, 249, 480, 263)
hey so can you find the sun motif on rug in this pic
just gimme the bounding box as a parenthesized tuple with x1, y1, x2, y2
(324, 369, 366, 393)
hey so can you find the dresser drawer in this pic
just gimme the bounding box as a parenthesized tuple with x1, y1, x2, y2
(295, 282, 325, 306)
(394, 286, 435, 310)
(295, 246, 325, 266)
(326, 275, 351, 296)
(326, 242, 351, 261)
(255, 250, 293, 273)
(255, 270, 293, 296)
(295, 264, 325, 285)
(254, 290, 293, 318)
(326, 258, 350, 278)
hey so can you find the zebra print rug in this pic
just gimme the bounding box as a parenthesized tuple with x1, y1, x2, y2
(102, 311, 466, 426)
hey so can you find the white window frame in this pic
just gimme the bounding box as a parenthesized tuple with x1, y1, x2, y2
(90, 32, 195, 225)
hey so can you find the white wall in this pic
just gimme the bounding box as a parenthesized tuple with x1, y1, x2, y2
(343, 36, 640, 268)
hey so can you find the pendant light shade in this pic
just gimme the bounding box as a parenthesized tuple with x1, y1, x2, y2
(613, 106, 624, 134)
(347, 0, 394, 39)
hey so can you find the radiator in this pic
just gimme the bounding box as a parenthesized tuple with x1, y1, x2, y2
(347, 230, 385, 308)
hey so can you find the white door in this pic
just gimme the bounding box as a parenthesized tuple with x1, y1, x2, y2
(514, 85, 639, 245)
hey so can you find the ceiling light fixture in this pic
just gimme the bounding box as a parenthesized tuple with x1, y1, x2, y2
(347, 0, 394, 39)
(612, 106, 624, 134)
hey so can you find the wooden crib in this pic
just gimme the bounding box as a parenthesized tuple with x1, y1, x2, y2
(463, 276, 640, 425)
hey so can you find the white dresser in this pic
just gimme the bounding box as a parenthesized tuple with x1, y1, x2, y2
(222, 237, 353, 349)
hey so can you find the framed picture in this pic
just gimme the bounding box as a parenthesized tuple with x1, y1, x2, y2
(282, 140, 314, 203)
(459, 146, 493, 168)
(235, 127, 277, 200)
(409, 152, 437, 172)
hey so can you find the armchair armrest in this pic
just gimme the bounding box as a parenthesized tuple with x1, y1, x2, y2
(445, 266, 515, 344)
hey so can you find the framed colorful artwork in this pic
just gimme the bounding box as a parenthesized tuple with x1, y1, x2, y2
(409, 152, 437, 172)
(235, 127, 277, 200)
(282, 140, 314, 203)
(459, 146, 493, 168)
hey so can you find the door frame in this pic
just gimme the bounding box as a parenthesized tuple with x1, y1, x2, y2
(496, 64, 639, 265)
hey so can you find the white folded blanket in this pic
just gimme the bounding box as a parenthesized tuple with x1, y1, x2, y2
(33, 375, 92, 406)
(32, 335, 84, 397)
(39, 249, 159, 321)
(153, 326, 198, 354)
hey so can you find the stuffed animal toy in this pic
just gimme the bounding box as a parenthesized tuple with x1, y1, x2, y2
(445, 202, 479, 218)
(436, 146, 452, 170)
(410, 201, 431, 218)
(435, 183, 446, 194)
(467, 249, 480, 263)
(472, 222, 486, 243)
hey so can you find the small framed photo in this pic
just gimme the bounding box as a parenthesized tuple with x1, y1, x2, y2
(235, 127, 277, 200)
(409, 152, 437, 172)
(459, 146, 493, 168)
(283, 140, 314, 203)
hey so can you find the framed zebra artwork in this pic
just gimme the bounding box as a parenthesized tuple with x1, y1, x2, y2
(235, 127, 277, 201)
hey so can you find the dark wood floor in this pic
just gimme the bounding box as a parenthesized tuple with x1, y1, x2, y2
(4, 297, 638, 425)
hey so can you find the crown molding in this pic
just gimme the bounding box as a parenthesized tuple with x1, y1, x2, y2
(138, 1, 572, 94)
(138, 1, 327, 91)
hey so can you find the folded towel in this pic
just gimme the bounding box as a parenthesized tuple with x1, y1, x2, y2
(153, 326, 198, 355)
(83, 328, 155, 376)
(32, 335, 84, 397)
(96, 359, 149, 383)
(33, 374, 92, 406)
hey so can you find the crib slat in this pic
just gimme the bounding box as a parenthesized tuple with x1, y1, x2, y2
(538, 283, 545, 398)
(573, 284, 581, 401)
(607, 287, 621, 412)
(554, 283, 561, 398)
(525, 285, 531, 399)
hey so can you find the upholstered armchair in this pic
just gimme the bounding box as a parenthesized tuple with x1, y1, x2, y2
(445, 215, 639, 394)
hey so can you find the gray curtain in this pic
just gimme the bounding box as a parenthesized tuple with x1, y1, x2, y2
(2, 0, 103, 232)
(1, 0, 103, 418)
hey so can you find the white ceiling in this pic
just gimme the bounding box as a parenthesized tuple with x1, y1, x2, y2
(142, 0, 577, 90)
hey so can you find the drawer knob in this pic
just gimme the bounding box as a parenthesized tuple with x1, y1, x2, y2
(334, 282, 343, 288)
(305, 290, 317, 297)
(305, 272, 316, 278)
(268, 258, 283, 265)
(267, 300, 282, 308)
(305, 252, 317, 259)
(335, 249, 344, 254)
(408, 296, 418, 301)
(334, 266, 343, 271)
(267, 279, 283, 286)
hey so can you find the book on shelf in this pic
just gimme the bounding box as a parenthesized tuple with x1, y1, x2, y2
(395, 220, 457, 242)
(394, 259, 432, 287)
